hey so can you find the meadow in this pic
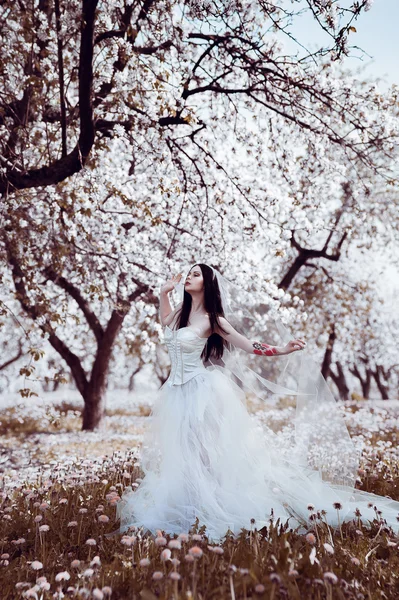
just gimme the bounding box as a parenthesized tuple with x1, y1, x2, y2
(1, 389, 399, 599)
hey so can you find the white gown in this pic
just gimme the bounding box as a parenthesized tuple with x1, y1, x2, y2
(116, 325, 399, 542)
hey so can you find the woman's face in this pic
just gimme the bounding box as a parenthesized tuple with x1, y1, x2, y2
(184, 266, 204, 294)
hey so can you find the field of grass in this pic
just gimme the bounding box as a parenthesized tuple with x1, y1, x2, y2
(1, 391, 399, 599)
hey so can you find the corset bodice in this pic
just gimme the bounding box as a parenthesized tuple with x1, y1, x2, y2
(163, 325, 208, 385)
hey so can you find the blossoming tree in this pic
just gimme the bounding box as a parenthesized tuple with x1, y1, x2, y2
(1, 0, 398, 428)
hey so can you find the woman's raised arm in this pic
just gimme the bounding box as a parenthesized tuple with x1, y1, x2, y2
(215, 316, 306, 356)
(160, 274, 183, 327)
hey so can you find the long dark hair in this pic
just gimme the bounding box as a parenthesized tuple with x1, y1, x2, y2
(174, 263, 229, 361)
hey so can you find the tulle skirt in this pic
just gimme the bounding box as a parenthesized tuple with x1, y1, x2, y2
(116, 369, 399, 542)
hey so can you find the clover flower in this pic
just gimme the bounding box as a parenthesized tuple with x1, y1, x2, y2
(184, 554, 194, 562)
(324, 572, 338, 584)
(68, 521, 78, 528)
(121, 535, 135, 547)
(160, 549, 171, 561)
(188, 546, 203, 558)
(155, 536, 167, 546)
(55, 571, 71, 582)
(305, 533, 316, 545)
(323, 543, 334, 555)
(71, 560, 81, 568)
(98, 515, 109, 523)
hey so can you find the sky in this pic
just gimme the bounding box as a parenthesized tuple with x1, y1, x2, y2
(277, 0, 399, 89)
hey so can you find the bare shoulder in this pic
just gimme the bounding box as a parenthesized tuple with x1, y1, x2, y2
(215, 315, 233, 335)
(217, 315, 229, 327)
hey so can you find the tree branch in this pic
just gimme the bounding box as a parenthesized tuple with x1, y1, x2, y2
(0, 0, 99, 193)
(42, 266, 104, 344)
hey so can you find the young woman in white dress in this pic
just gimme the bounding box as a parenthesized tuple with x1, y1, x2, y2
(115, 263, 399, 542)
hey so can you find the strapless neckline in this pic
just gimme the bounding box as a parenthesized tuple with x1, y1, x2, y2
(165, 324, 208, 340)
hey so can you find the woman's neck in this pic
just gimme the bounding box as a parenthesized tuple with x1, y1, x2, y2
(190, 294, 205, 314)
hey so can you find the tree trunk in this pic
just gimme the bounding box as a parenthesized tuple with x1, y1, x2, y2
(329, 361, 350, 400)
(82, 385, 106, 430)
(373, 365, 390, 400)
(349, 363, 372, 399)
(128, 362, 143, 392)
(321, 323, 336, 380)
(81, 306, 128, 430)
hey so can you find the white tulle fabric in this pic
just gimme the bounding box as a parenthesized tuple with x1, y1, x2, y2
(116, 326, 399, 541)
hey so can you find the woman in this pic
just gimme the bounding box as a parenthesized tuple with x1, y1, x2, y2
(115, 264, 399, 541)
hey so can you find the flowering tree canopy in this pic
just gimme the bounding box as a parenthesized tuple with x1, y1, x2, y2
(0, 0, 398, 428)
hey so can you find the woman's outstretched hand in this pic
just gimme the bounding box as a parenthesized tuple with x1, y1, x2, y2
(283, 339, 307, 354)
(161, 273, 183, 294)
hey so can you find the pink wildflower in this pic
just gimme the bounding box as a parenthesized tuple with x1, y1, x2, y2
(55, 572, 70, 582)
(324, 572, 338, 584)
(67, 521, 78, 527)
(160, 549, 171, 561)
(98, 515, 109, 523)
(323, 543, 334, 555)
(154, 536, 167, 546)
(305, 533, 316, 545)
(85, 538, 96, 546)
(71, 560, 81, 568)
(188, 546, 203, 558)
(139, 558, 151, 567)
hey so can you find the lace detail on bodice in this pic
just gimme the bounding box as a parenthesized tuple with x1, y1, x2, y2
(163, 325, 208, 385)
